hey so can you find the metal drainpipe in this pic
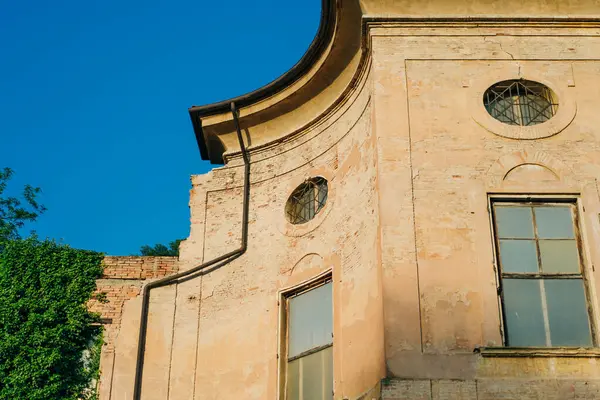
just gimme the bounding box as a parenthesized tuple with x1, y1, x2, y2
(132, 102, 251, 400)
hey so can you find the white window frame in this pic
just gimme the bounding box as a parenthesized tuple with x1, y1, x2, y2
(277, 270, 333, 400)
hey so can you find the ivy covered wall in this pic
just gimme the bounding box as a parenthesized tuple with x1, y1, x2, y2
(0, 238, 104, 400)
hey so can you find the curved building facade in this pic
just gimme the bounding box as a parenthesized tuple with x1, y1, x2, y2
(98, 1, 600, 398)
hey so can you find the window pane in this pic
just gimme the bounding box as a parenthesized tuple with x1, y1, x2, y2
(534, 206, 575, 239)
(288, 346, 333, 400)
(539, 240, 580, 273)
(528, 95, 554, 123)
(323, 346, 333, 399)
(316, 184, 328, 212)
(545, 279, 592, 347)
(304, 190, 315, 221)
(503, 279, 547, 346)
(488, 98, 518, 125)
(301, 349, 327, 400)
(495, 206, 534, 238)
(287, 358, 300, 400)
(499, 239, 538, 273)
(289, 282, 333, 358)
(520, 96, 534, 126)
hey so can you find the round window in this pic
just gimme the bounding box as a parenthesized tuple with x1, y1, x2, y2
(483, 79, 558, 126)
(285, 177, 328, 225)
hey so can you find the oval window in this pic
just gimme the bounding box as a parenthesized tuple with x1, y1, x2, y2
(285, 177, 328, 225)
(483, 79, 558, 126)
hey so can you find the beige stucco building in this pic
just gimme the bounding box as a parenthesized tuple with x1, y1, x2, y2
(95, 0, 600, 398)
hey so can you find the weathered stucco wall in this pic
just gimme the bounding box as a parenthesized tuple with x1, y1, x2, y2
(97, 2, 600, 399)
(172, 60, 384, 399)
(372, 21, 600, 399)
(89, 256, 179, 400)
(102, 56, 386, 399)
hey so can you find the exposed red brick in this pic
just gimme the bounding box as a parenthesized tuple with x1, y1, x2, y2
(88, 256, 179, 351)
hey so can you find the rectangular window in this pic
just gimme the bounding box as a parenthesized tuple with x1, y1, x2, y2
(492, 200, 593, 347)
(284, 280, 333, 400)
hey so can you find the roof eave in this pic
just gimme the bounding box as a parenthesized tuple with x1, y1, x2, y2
(188, 0, 337, 163)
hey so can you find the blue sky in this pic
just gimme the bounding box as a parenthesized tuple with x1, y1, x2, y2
(0, 0, 320, 255)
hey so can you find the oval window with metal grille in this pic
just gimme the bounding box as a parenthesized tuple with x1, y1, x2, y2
(483, 80, 558, 126)
(285, 177, 328, 225)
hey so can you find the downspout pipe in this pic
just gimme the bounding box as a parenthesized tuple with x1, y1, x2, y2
(132, 102, 251, 400)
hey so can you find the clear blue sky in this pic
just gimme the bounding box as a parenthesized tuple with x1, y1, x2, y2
(0, 0, 320, 255)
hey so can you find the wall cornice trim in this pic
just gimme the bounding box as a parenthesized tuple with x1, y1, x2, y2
(189, 0, 336, 162)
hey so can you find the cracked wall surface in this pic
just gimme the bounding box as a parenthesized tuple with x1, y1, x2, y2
(374, 22, 600, 399)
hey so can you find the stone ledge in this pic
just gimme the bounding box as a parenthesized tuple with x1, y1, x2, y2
(475, 347, 600, 358)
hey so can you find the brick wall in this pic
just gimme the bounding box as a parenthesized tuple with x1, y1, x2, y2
(87, 256, 179, 352)
(381, 378, 600, 400)
(101, 256, 178, 280)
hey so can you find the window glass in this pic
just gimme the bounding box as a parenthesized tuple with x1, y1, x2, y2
(545, 279, 592, 347)
(287, 347, 333, 400)
(495, 207, 534, 238)
(503, 279, 547, 346)
(323, 346, 333, 398)
(535, 207, 574, 239)
(494, 201, 593, 349)
(539, 240, 580, 273)
(317, 184, 328, 210)
(289, 283, 333, 358)
(488, 98, 516, 125)
(285, 178, 328, 225)
(286, 281, 333, 400)
(483, 80, 558, 126)
(499, 239, 538, 273)
(298, 189, 314, 223)
(302, 348, 331, 399)
(287, 358, 300, 399)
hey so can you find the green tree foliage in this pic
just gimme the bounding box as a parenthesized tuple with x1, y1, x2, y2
(0, 238, 104, 400)
(0, 167, 46, 244)
(0, 169, 103, 399)
(139, 238, 182, 256)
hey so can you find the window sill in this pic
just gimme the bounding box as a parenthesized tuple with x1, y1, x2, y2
(475, 347, 600, 358)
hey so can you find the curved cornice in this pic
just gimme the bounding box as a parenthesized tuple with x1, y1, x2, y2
(189, 0, 600, 164)
(189, 0, 338, 163)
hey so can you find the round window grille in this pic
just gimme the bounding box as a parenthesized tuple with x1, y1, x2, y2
(285, 177, 328, 225)
(483, 79, 558, 126)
